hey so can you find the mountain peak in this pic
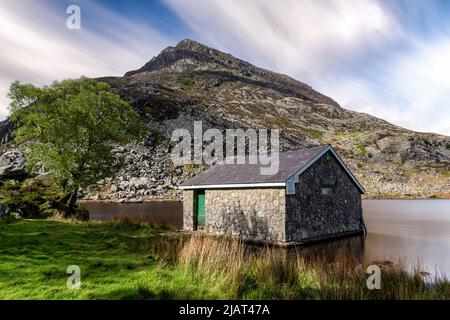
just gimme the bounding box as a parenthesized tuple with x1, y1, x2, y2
(124, 39, 239, 76)
(174, 38, 210, 50)
(123, 39, 339, 106)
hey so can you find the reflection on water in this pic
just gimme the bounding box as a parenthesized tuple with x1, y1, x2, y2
(362, 200, 450, 278)
(292, 235, 366, 265)
(298, 200, 450, 278)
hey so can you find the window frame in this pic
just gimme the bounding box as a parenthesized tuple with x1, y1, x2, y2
(321, 186, 335, 196)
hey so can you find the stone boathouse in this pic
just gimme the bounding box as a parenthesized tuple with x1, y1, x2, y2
(179, 145, 366, 245)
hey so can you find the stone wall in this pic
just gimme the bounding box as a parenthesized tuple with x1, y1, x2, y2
(285, 152, 364, 242)
(206, 188, 286, 242)
(182, 190, 196, 230)
(183, 188, 286, 243)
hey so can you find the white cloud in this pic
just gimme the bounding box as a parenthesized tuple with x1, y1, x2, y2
(327, 37, 450, 135)
(0, 79, 11, 119)
(0, 0, 173, 120)
(165, 0, 401, 78)
(165, 0, 450, 135)
(385, 38, 450, 135)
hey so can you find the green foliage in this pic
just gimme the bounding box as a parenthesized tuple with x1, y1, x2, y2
(446, 143, 450, 150)
(0, 178, 65, 218)
(300, 126, 324, 140)
(336, 130, 363, 139)
(8, 77, 147, 209)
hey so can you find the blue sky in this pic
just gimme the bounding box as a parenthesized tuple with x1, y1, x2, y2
(1, 0, 450, 135)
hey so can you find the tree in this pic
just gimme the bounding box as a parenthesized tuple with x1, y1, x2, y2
(8, 77, 147, 214)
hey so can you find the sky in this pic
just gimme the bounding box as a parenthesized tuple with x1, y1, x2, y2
(1, 0, 450, 136)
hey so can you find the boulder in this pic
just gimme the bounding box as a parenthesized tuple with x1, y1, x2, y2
(0, 149, 26, 179)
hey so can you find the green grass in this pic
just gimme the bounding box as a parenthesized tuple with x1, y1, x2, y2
(356, 143, 368, 157)
(0, 219, 448, 300)
(0, 219, 167, 299)
(262, 114, 324, 141)
(300, 126, 324, 140)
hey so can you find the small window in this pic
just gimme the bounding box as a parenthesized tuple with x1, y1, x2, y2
(325, 152, 332, 160)
(321, 187, 335, 196)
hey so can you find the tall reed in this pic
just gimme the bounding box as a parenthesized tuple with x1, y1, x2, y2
(141, 234, 449, 299)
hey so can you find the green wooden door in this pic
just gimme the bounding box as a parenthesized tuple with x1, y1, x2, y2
(196, 190, 205, 227)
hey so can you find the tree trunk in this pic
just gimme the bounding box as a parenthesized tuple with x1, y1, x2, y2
(67, 187, 78, 212)
(59, 192, 72, 205)
(58, 187, 78, 217)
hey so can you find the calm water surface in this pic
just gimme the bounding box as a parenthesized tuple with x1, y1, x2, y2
(362, 200, 450, 278)
(82, 200, 183, 229)
(84, 199, 450, 278)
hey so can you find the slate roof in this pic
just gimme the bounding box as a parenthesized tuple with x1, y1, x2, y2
(180, 145, 329, 187)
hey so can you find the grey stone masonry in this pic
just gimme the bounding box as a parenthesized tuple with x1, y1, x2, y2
(206, 188, 286, 242)
(285, 153, 364, 242)
(183, 190, 196, 230)
(183, 188, 286, 242)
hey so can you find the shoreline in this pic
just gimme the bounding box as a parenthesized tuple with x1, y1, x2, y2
(78, 196, 450, 204)
(362, 195, 450, 200)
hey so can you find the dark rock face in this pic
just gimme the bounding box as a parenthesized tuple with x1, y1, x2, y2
(0, 119, 12, 145)
(124, 39, 339, 107)
(286, 152, 364, 242)
(0, 120, 27, 180)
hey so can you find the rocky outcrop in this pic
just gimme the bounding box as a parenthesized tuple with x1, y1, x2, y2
(0, 149, 26, 179)
(124, 39, 339, 108)
(97, 39, 450, 200)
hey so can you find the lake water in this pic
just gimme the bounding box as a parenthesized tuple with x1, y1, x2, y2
(84, 199, 450, 278)
(362, 200, 450, 278)
(82, 200, 183, 229)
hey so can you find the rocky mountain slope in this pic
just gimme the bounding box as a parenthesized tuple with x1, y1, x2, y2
(1, 39, 450, 200)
